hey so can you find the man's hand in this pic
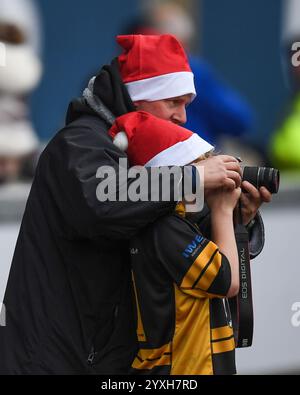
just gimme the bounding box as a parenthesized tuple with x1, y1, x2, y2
(235, 181, 272, 225)
(194, 155, 242, 191)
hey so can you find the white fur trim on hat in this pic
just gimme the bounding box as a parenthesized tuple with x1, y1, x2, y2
(125, 71, 196, 102)
(113, 131, 128, 151)
(144, 133, 214, 167)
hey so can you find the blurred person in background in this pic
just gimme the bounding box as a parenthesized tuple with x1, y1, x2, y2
(0, 0, 42, 184)
(127, 0, 262, 165)
(270, 0, 300, 170)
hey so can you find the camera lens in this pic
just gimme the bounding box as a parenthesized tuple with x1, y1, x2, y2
(242, 167, 280, 194)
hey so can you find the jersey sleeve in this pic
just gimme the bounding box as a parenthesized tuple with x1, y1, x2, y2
(152, 214, 232, 299)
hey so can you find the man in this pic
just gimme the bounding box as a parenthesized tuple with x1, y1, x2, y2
(0, 34, 270, 374)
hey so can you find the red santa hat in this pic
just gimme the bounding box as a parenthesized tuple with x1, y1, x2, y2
(117, 34, 196, 102)
(109, 111, 214, 167)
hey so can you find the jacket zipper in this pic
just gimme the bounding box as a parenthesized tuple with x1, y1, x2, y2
(87, 346, 98, 365)
(87, 304, 119, 365)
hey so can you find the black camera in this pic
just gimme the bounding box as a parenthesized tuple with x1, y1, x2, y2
(242, 166, 280, 194)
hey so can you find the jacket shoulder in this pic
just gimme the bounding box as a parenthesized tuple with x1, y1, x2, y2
(41, 115, 111, 157)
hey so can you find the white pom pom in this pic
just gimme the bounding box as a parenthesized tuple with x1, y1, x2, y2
(113, 131, 128, 151)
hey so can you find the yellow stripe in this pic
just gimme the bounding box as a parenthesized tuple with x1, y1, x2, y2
(131, 343, 171, 370)
(181, 242, 220, 290)
(175, 202, 186, 218)
(212, 326, 234, 342)
(212, 337, 235, 354)
(131, 272, 146, 342)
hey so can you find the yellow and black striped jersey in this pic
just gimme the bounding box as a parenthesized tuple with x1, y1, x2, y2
(129, 211, 236, 375)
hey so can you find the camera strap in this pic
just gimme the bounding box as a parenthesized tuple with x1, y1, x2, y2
(228, 202, 254, 348)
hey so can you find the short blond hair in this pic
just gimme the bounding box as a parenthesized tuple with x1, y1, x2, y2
(191, 149, 215, 164)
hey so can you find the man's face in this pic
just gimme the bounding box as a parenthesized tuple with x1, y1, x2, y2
(134, 94, 192, 125)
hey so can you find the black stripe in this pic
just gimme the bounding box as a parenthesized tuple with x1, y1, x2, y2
(211, 334, 235, 343)
(136, 355, 143, 362)
(136, 352, 172, 363)
(192, 248, 219, 289)
(207, 256, 231, 299)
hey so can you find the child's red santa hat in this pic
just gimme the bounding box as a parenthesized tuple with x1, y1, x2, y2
(117, 34, 196, 102)
(109, 111, 214, 167)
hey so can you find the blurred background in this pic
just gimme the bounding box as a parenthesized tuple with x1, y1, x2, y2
(0, 0, 300, 374)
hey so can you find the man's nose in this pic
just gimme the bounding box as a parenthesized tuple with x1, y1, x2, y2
(172, 107, 187, 125)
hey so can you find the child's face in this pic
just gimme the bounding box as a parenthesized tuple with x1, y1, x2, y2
(134, 94, 192, 126)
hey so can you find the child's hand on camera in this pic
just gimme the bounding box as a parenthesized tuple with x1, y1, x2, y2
(206, 186, 241, 214)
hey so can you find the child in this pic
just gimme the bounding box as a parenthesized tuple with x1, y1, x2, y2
(109, 111, 240, 375)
